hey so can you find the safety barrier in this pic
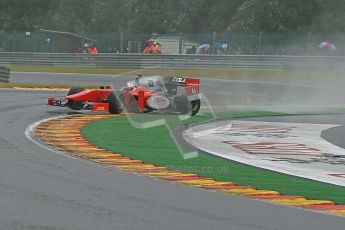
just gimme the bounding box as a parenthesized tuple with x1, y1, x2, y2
(0, 66, 10, 82)
(0, 52, 345, 70)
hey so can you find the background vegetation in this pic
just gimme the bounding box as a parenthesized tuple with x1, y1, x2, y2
(1, 0, 344, 34)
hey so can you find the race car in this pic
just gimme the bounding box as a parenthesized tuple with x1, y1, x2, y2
(48, 74, 201, 116)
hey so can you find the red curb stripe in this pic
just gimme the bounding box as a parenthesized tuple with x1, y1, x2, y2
(77, 154, 120, 159)
(128, 168, 177, 173)
(158, 176, 208, 181)
(45, 140, 89, 143)
(41, 137, 86, 140)
(87, 156, 130, 160)
(54, 144, 94, 148)
(218, 185, 255, 190)
(71, 152, 115, 156)
(198, 183, 234, 187)
(201, 184, 252, 190)
(242, 194, 304, 199)
(66, 149, 109, 152)
(100, 162, 145, 166)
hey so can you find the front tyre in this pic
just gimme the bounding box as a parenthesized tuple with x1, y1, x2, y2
(67, 87, 85, 110)
(107, 92, 123, 114)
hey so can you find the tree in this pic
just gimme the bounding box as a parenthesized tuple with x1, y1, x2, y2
(208, 0, 246, 32)
(230, 0, 323, 33)
(309, 0, 345, 33)
(88, 0, 128, 32)
(0, 0, 52, 31)
(41, 0, 95, 32)
(1, 0, 345, 34)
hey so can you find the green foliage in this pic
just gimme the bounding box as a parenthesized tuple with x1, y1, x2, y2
(230, 0, 323, 33)
(0, 0, 52, 31)
(1, 0, 345, 33)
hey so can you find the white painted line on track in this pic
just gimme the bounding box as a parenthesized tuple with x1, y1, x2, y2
(25, 115, 79, 160)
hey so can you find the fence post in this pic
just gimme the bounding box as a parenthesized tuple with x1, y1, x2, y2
(12, 31, 16, 52)
(178, 32, 183, 54)
(258, 31, 262, 55)
(120, 32, 124, 53)
(212, 32, 216, 54)
(307, 32, 311, 55)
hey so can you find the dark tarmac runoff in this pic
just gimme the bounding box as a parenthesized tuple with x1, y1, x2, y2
(1, 72, 345, 229)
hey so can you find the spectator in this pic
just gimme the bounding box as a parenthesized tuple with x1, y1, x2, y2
(82, 43, 89, 53)
(196, 44, 210, 54)
(216, 43, 228, 55)
(143, 39, 161, 54)
(88, 43, 98, 54)
(44, 38, 53, 53)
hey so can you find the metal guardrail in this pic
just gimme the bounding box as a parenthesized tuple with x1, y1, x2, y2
(0, 52, 345, 70)
(0, 66, 10, 82)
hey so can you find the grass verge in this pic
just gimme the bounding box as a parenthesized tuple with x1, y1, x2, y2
(10, 66, 135, 75)
(0, 82, 98, 89)
(81, 111, 345, 204)
(10, 65, 345, 80)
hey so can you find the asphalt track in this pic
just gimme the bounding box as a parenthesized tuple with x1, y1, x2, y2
(0, 72, 345, 229)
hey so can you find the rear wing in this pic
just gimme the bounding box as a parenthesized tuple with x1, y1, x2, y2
(184, 78, 200, 94)
(167, 77, 200, 94)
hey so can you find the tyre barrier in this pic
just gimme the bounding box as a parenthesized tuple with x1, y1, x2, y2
(0, 66, 10, 83)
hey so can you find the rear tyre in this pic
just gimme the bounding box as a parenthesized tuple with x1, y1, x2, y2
(67, 87, 85, 110)
(174, 96, 190, 115)
(107, 92, 123, 114)
(191, 99, 201, 116)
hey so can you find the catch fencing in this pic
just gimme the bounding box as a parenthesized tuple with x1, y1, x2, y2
(2, 31, 345, 55)
(1, 52, 345, 71)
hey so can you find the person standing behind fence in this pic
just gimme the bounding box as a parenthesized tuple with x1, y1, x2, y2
(196, 44, 210, 54)
(88, 43, 98, 54)
(44, 38, 53, 53)
(81, 43, 89, 53)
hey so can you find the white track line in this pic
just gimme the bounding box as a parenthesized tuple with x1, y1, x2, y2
(25, 115, 80, 160)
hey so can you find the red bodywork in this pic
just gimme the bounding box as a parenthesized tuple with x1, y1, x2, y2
(184, 78, 200, 94)
(123, 87, 154, 112)
(65, 89, 112, 102)
(48, 88, 113, 112)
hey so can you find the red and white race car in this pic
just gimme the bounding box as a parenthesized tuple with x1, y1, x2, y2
(48, 74, 201, 116)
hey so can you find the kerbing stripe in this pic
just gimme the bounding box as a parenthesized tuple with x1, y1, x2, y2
(30, 114, 345, 218)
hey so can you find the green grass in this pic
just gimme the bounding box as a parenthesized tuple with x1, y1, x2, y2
(81, 111, 345, 204)
(10, 66, 135, 75)
(0, 82, 98, 89)
(10, 65, 345, 80)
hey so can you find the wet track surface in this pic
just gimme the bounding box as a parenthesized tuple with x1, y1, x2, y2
(1, 72, 345, 229)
